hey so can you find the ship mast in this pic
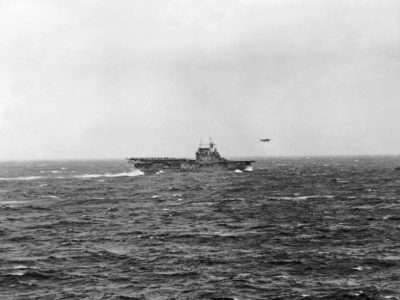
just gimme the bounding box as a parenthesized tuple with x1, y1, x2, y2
(209, 137, 215, 149)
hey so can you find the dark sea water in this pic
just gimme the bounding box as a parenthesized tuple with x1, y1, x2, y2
(0, 157, 400, 300)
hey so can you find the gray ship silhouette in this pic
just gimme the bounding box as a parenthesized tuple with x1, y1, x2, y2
(127, 139, 254, 173)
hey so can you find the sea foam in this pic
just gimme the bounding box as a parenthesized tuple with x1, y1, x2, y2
(0, 170, 144, 181)
(74, 170, 144, 179)
(0, 176, 44, 181)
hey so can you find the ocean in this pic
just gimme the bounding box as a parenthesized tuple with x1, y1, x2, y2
(0, 157, 399, 300)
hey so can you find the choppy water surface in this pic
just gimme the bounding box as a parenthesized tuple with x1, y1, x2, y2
(0, 157, 399, 300)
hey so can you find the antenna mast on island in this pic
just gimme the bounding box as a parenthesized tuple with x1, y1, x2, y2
(209, 137, 215, 149)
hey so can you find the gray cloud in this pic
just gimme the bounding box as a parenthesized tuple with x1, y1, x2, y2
(1, 0, 399, 159)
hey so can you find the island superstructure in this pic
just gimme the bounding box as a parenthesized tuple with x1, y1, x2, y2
(127, 139, 254, 173)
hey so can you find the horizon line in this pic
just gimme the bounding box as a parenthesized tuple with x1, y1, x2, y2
(1, 153, 400, 162)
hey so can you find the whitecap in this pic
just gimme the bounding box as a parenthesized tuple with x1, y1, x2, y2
(244, 166, 253, 172)
(44, 195, 59, 199)
(0, 170, 144, 181)
(383, 296, 399, 300)
(104, 170, 144, 177)
(74, 174, 103, 179)
(74, 170, 144, 179)
(234, 169, 243, 173)
(13, 265, 29, 270)
(381, 255, 400, 261)
(0, 176, 43, 181)
(0, 200, 27, 206)
(270, 195, 335, 201)
(9, 270, 25, 276)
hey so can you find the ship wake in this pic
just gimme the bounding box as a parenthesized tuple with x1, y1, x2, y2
(74, 170, 144, 179)
(0, 171, 144, 181)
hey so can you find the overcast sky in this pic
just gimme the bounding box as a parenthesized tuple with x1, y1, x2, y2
(1, 0, 399, 159)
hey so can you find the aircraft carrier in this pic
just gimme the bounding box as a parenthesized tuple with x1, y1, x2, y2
(127, 140, 254, 173)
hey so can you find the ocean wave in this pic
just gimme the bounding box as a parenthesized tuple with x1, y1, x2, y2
(73, 170, 144, 179)
(0, 171, 144, 181)
(245, 166, 254, 172)
(0, 176, 44, 181)
(6, 269, 55, 280)
(43, 195, 60, 199)
(270, 195, 335, 201)
(0, 200, 28, 206)
(2, 158, 400, 299)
